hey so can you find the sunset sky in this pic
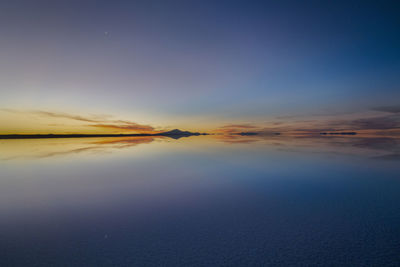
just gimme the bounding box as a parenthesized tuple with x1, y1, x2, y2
(1, 0, 399, 134)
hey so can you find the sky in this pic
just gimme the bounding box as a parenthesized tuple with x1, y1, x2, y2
(0, 0, 399, 134)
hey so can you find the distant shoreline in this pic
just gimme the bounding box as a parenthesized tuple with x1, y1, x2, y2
(0, 134, 156, 139)
(320, 132, 357, 135)
(0, 131, 366, 139)
(0, 129, 207, 139)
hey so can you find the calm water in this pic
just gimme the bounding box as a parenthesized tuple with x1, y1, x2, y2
(1, 135, 400, 266)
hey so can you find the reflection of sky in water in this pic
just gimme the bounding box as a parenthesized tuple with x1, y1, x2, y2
(1, 136, 400, 266)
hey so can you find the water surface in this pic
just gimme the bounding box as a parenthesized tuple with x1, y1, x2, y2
(1, 135, 400, 266)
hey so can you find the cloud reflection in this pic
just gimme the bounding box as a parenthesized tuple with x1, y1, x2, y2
(1, 134, 400, 162)
(217, 134, 400, 160)
(0, 136, 155, 160)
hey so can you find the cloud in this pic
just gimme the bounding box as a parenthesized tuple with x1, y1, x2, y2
(0, 108, 21, 113)
(90, 123, 154, 132)
(289, 115, 400, 133)
(349, 115, 400, 130)
(371, 105, 400, 114)
(220, 124, 259, 129)
(217, 112, 400, 135)
(35, 110, 157, 133)
(1, 109, 157, 133)
(1, 109, 101, 123)
(275, 115, 300, 120)
(33, 111, 100, 123)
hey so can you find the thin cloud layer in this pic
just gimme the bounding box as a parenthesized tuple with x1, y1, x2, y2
(90, 123, 154, 132)
(216, 106, 400, 136)
(32, 111, 100, 123)
(349, 116, 400, 130)
(1, 109, 157, 133)
(372, 105, 400, 114)
(220, 124, 259, 129)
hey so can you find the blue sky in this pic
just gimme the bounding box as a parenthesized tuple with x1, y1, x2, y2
(0, 0, 399, 132)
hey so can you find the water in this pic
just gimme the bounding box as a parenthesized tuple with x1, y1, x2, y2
(1, 135, 400, 266)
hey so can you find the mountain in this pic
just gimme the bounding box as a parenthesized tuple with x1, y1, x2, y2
(158, 129, 200, 136)
(238, 132, 259, 136)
